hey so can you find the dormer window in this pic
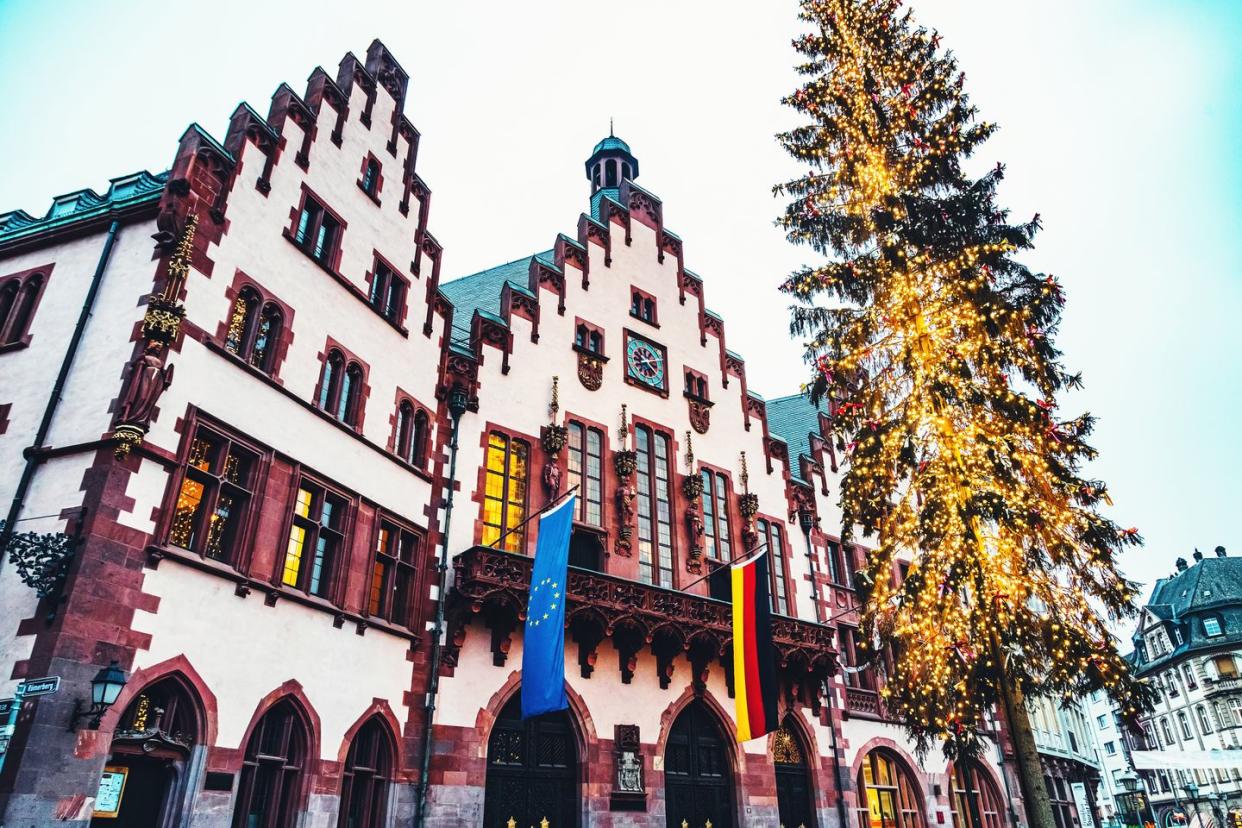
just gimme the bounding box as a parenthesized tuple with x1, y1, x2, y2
(1205, 616, 1224, 637)
(629, 288, 656, 325)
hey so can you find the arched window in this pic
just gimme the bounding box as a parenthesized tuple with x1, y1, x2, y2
(950, 761, 1004, 828)
(857, 750, 925, 828)
(317, 352, 365, 429)
(225, 288, 260, 357)
(411, 409, 430, 467)
(233, 699, 308, 828)
(757, 518, 789, 615)
(481, 432, 530, 552)
(319, 351, 343, 411)
(250, 304, 281, 372)
(0, 281, 19, 340)
(1, 272, 44, 345)
(338, 717, 394, 828)
(773, 718, 816, 828)
(395, 401, 413, 459)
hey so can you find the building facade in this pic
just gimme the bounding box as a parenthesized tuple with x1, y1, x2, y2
(1028, 695, 1104, 828)
(0, 42, 1025, 828)
(1126, 549, 1242, 828)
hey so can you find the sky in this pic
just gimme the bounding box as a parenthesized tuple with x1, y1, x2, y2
(1, 0, 1239, 622)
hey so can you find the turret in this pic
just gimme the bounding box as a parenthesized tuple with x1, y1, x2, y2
(585, 130, 639, 194)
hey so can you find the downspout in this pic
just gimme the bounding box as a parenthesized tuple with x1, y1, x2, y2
(801, 508, 850, 828)
(414, 385, 469, 827)
(0, 219, 121, 568)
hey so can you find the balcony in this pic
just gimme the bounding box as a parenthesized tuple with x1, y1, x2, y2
(1205, 676, 1242, 698)
(446, 545, 837, 702)
(845, 687, 883, 718)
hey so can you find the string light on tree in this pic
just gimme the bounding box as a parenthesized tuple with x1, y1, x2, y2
(775, 0, 1154, 823)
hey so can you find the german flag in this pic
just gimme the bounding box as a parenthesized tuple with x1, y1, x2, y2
(731, 550, 779, 742)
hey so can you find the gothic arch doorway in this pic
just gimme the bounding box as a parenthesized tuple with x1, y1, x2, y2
(90, 676, 202, 827)
(773, 718, 817, 828)
(482, 694, 579, 828)
(664, 699, 736, 828)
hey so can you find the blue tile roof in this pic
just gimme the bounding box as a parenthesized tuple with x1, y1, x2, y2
(1134, 554, 1242, 675)
(592, 135, 632, 155)
(439, 252, 549, 349)
(0, 170, 168, 244)
(590, 188, 621, 222)
(765, 392, 827, 484)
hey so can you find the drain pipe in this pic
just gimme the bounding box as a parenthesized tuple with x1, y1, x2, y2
(800, 509, 850, 828)
(0, 219, 121, 567)
(414, 385, 469, 827)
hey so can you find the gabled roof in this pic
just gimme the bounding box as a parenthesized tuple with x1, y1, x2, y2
(1133, 554, 1242, 674)
(765, 392, 828, 485)
(439, 252, 548, 349)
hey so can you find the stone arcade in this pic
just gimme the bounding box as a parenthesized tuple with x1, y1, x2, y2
(0, 41, 1023, 828)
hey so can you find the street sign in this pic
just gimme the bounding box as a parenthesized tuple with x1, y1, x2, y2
(17, 676, 60, 697)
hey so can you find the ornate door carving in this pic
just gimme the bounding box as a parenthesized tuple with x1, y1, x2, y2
(483, 696, 578, 828)
(664, 701, 735, 828)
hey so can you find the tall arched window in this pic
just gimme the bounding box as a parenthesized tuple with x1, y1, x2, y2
(225, 288, 261, 357)
(319, 351, 343, 411)
(635, 425, 674, 587)
(317, 352, 365, 429)
(857, 750, 926, 828)
(250, 304, 281, 372)
(233, 699, 308, 828)
(395, 401, 413, 459)
(338, 717, 395, 828)
(757, 518, 789, 615)
(950, 761, 1004, 828)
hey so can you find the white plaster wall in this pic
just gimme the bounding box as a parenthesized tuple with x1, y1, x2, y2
(133, 563, 412, 756)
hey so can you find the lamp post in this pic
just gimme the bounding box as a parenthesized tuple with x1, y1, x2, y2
(1120, 770, 1158, 828)
(1209, 793, 1225, 828)
(1185, 782, 1202, 828)
(67, 660, 127, 730)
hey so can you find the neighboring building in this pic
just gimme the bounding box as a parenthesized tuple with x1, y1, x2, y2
(1087, 688, 1134, 828)
(1028, 694, 1105, 828)
(1127, 548, 1242, 828)
(0, 41, 1028, 828)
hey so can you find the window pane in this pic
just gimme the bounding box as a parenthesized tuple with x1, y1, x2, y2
(171, 476, 206, 549)
(284, 525, 306, 586)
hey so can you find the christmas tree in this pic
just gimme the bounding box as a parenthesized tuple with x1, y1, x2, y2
(775, 0, 1152, 822)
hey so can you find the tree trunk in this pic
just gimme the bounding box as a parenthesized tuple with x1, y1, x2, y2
(997, 663, 1056, 828)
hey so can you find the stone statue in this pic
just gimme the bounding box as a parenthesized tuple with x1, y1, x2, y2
(117, 341, 174, 427)
(616, 481, 637, 525)
(542, 462, 562, 497)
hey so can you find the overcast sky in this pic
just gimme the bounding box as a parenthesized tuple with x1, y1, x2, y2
(2, 0, 1239, 621)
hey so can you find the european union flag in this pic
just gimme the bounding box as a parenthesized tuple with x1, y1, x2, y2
(520, 493, 574, 719)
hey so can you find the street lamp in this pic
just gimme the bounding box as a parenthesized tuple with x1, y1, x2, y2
(1208, 793, 1225, 828)
(67, 660, 127, 730)
(1120, 771, 1158, 828)
(1185, 782, 1203, 828)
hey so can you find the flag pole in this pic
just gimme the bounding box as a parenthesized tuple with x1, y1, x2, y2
(679, 542, 768, 593)
(487, 484, 580, 552)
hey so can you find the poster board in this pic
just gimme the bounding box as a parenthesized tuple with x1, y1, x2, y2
(92, 765, 128, 819)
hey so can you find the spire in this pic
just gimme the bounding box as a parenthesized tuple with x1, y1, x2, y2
(585, 131, 638, 195)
